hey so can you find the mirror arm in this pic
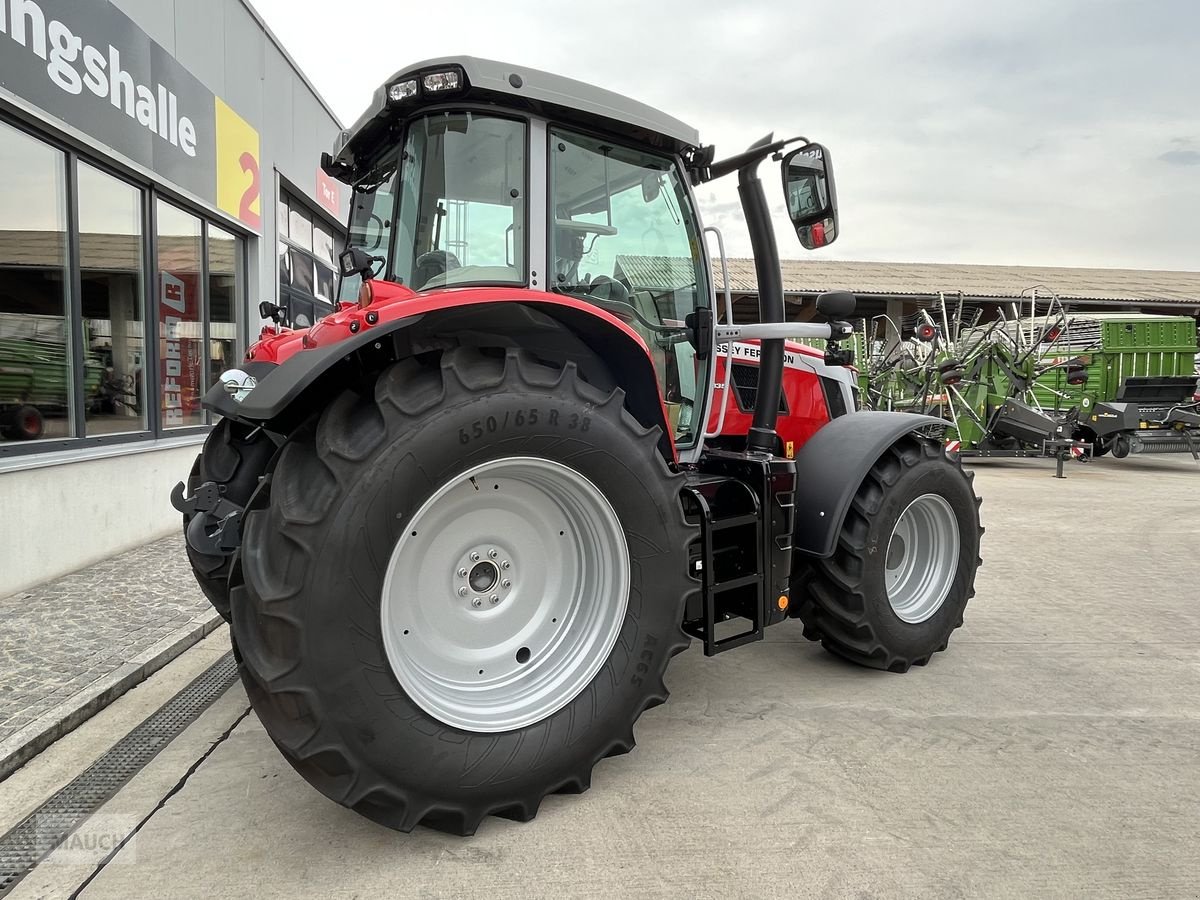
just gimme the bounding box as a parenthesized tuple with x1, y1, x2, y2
(701, 135, 809, 183)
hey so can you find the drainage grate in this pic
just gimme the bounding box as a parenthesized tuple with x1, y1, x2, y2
(0, 651, 239, 897)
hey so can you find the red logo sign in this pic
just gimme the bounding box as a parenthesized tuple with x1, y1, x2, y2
(316, 168, 341, 217)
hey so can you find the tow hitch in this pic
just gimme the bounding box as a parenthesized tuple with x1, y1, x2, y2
(170, 480, 244, 557)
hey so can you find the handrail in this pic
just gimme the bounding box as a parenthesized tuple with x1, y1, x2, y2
(703, 225, 734, 440)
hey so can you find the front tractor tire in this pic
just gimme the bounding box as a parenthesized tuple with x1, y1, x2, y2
(231, 349, 693, 834)
(795, 435, 982, 672)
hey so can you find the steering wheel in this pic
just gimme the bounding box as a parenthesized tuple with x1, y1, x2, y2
(589, 275, 630, 304)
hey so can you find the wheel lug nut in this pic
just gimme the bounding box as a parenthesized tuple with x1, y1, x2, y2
(488, 549, 498, 559)
(457, 567, 468, 578)
(470, 552, 480, 562)
(489, 594, 500, 604)
(458, 587, 469, 597)
(501, 560, 511, 570)
(472, 597, 483, 608)
(502, 579, 511, 589)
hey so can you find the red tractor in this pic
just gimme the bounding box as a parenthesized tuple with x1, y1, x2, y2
(173, 57, 982, 835)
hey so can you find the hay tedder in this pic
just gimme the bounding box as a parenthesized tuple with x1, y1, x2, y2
(859, 292, 1200, 463)
(172, 57, 983, 834)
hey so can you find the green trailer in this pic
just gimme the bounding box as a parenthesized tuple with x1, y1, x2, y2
(1031, 313, 1197, 414)
(0, 314, 103, 440)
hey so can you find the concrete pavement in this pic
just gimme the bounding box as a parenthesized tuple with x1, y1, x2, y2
(4, 453, 1199, 898)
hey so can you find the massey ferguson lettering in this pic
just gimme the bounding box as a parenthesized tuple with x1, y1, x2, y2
(0, 0, 197, 156)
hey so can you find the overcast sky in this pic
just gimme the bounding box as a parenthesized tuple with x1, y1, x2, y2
(252, 0, 1199, 271)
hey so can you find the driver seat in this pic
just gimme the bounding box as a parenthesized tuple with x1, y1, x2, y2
(412, 250, 461, 290)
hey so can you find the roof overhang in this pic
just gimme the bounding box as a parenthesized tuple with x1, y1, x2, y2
(328, 56, 701, 184)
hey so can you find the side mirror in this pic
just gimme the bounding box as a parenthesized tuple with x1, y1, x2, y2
(816, 290, 855, 319)
(781, 143, 839, 250)
(258, 300, 285, 324)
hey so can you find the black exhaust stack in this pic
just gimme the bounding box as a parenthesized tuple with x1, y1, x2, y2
(737, 135, 786, 455)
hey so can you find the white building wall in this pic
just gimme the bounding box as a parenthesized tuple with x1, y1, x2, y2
(0, 444, 200, 597)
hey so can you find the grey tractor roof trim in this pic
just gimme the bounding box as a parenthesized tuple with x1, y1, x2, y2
(344, 56, 700, 158)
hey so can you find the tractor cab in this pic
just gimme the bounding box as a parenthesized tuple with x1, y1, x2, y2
(327, 58, 728, 450)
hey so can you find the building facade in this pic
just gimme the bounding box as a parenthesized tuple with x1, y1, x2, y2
(0, 0, 347, 596)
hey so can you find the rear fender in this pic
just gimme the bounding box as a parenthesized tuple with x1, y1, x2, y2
(792, 411, 947, 558)
(207, 298, 676, 461)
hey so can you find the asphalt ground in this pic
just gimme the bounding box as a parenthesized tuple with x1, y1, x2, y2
(2, 453, 1198, 899)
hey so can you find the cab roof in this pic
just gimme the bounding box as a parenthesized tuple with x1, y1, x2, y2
(328, 56, 702, 184)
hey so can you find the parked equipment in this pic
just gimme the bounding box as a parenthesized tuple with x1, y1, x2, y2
(172, 58, 982, 834)
(0, 313, 103, 440)
(858, 295, 1200, 465)
(1034, 313, 1200, 459)
(860, 291, 1089, 460)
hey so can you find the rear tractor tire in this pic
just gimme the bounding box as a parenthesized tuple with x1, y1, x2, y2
(794, 434, 982, 672)
(231, 348, 694, 834)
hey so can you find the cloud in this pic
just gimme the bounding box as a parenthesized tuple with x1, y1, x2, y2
(1160, 149, 1200, 166)
(253, 0, 1200, 270)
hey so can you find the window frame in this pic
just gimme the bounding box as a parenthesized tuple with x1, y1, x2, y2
(0, 110, 249, 460)
(544, 122, 710, 310)
(277, 184, 342, 327)
(375, 107, 532, 291)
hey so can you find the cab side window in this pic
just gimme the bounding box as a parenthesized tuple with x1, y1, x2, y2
(549, 128, 708, 445)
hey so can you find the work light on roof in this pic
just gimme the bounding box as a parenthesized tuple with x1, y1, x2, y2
(387, 79, 418, 103)
(423, 70, 462, 93)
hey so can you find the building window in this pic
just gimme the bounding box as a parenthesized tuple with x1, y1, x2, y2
(208, 225, 240, 390)
(79, 162, 146, 436)
(156, 201, 205, 429)
(0, 114, 246, 456)
(0, 119, 73, 443)
(278, 189, 338, 328)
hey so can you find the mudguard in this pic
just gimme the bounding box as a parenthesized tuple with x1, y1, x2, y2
(204, 298, 674, 456)
(1085, 401, 1141, 437)
(791, 410, 947, 558)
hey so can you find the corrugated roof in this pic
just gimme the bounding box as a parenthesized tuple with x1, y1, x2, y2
(614, 255, 697, 290)
(716, 258, 1200, 306)
(0, 232, 235, 272)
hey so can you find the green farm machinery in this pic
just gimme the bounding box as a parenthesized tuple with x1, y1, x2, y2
(858, 293, 1199, 462)
(1039, 313, 1200, 458)
(0, 313, 104, 441)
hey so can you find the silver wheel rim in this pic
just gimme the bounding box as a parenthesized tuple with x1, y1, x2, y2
(884, 493, 960, 624)
(379, 456, 629, 733)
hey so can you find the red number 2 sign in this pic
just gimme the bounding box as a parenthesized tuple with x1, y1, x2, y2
(238, 152, 261, 229)
(215, 97, 262, 231)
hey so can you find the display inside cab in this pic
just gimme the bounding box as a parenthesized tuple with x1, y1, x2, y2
(781, 144, 839, 250)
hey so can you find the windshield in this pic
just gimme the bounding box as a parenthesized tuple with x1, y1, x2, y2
(550, 127, 708, 447)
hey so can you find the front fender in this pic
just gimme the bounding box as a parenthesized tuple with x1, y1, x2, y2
(792, 411, 946, 558)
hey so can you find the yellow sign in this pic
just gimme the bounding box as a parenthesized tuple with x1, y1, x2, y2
(214, 97, 261, 230)
(785, 440, 795, 459)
